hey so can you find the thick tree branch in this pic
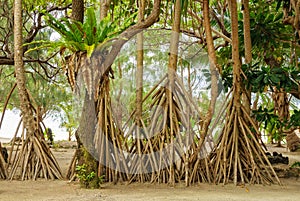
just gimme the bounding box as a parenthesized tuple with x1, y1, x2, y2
(100, 0, 161, 73)
(0, 5, 71, 66)
(0, 56, 14, 65)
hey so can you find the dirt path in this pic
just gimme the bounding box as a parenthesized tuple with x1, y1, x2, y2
(0, 178, 299, 201)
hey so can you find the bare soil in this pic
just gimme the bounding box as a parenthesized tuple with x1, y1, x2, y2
(0, 143, 299, 201)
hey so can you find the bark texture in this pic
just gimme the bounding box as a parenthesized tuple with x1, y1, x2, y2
(100, 0, 111, 20)
(71, 0, 84, 23)
(14, 0, 35, 137)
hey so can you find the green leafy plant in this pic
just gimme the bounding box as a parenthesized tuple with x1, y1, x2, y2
(250, 66, 299, 93)
(289, 110, 300, 128)
(25, 7, 136, 57)
(291, 161, 300, 168)
(76, 164, 104, 188)
(253, 106, 284, 143)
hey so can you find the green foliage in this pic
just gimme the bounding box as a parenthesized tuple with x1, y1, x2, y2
(246, 0, 291, 54)
(23, 0, 70, 12)
(254, 106, 300, 142)
(25, 7, 136, 57)
(250, 66, 300, 93)
(291, 161, 300, 168)
(220, 62, 233, 91)
(217, 0, 297, 95)
(289, 110, 300, 128)
(76, 164, 104, 188)
(0, 62, 73, 121)
(253, 106, 284, 142)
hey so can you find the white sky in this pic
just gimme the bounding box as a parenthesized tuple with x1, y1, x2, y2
(0, 110, 69, 141)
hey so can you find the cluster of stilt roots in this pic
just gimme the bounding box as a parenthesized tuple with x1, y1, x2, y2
(0, 73, 281, 186)
(65, 68, 281, 186)
(210, 98, 281, 185)
(0, 53, 280, 186)
(0, 145, 7, 179)
(0, 84, 62, 180)
(0, 118, 62, 180)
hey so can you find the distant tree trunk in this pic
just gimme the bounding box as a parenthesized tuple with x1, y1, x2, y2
(167, 0, 181, 185)
(272, 89, 288, 147)
(68, 129, 72, 141)
(241, 0, 252, 116)
(286, 130, 300, 151)
(72, 0, 84, 23)
(272, 89, 300, 150)
(100, 0, 110, 20)
(132, 0, 145, 182)
(202, 0, 219, 137)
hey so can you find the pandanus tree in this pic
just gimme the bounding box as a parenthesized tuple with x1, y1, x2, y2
(45, 4, 137, 187)
(8, 0, 62, 180)
(36, 0, 162, 187)
(209, 0, 280, 185)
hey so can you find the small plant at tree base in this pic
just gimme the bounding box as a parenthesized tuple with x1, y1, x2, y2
(291, 161, 300, 168)
(76, 164, 103, 188)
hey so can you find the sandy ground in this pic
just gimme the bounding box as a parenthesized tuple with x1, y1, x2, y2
(0, 179, 299, 201)
(0, 143, 299, 201)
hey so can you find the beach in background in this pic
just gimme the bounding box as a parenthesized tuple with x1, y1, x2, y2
(0, 110, 69, 141)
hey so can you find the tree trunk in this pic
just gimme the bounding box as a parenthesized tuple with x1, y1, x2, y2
(10, 0, 62, 180)
(241, 0, 252, 116)
(167, 0, 181, 185)
(242, 0, 252, 64)
(230, 0, 241, 105)
(202, 0, 219, 138)
(14, 0, 35, 138)
(100, 0, 110, 20)
(70, 0, 100, 188)
(72, 0, 84, 23)
(133, 0, 145, 182)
